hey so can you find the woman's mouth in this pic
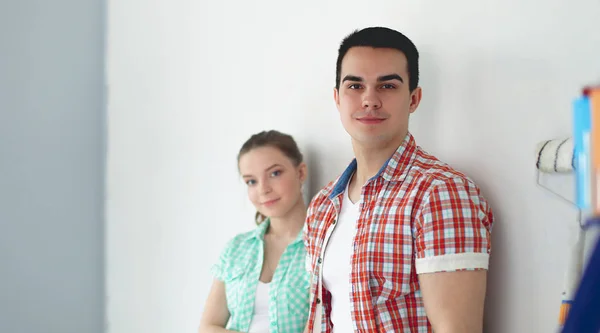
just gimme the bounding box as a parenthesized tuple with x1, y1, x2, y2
(262, 198, 280, 206)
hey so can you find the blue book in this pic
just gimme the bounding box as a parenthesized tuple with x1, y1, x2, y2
(573, 96, 592, 210)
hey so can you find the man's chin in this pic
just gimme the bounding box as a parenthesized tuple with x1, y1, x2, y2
(350, 132, 393, 145)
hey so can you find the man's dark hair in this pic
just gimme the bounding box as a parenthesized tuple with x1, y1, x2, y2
(335, 27, 420, 92)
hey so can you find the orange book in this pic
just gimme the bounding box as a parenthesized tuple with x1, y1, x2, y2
(588, 88, 600, 214)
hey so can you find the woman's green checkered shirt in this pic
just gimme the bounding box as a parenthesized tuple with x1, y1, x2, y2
(211, 219, 311, 333)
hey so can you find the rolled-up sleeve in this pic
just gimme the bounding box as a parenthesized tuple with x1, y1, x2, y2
(414, 177, 494, 274)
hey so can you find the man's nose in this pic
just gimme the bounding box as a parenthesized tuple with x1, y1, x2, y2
(362, 89, 381, 109)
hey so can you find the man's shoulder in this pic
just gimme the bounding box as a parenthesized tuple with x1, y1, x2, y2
(411, 146, 492, 223)
(411, 145, 480, 190)
(307, 178, 337, 211)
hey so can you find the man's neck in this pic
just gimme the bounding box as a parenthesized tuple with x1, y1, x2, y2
(351, 133, 407, 189)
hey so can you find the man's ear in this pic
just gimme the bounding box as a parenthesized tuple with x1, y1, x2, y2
(409, 86, 422, 114)
(333, 87, 341, 110)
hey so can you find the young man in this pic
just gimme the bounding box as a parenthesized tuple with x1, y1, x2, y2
(303, 27, 494, 333)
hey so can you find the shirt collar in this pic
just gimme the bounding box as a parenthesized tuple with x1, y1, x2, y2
(245, 218, 303, 244)
(328, 132, 417, 199)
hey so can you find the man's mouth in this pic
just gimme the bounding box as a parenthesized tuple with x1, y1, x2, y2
(357, 117, 386, 124)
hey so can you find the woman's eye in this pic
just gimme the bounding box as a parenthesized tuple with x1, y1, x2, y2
(246, 179, 256, 186)
(271, 170, 282, 177)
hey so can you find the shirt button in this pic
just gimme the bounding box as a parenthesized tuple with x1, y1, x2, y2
(316, 298, 321, 304)
(332, 219, 337, 225)
(317, 257, 322, 264)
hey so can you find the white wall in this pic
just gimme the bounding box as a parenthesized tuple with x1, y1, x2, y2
(106, 1, 600, 332)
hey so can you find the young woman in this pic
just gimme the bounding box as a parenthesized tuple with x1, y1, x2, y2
(199, 130, 311, 333)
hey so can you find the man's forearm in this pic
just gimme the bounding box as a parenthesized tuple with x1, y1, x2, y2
(431, 319, 483, 333)
(419, 270, 487, 333)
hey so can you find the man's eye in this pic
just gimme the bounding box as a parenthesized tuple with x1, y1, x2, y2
(381, 84, 395, 89)
(348, 84, 361, 89)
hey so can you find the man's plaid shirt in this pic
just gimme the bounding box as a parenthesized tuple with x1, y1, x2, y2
(303, 133, 494, 332)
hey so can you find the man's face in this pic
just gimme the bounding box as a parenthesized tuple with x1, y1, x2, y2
(334, 46, 421, 147)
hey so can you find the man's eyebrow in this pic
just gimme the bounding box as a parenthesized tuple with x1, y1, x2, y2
(342, 75, 363, 83)
(377, 74, 404, 83)
(341, 74, 404, 83)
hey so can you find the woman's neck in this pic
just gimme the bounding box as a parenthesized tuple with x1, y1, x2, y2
(267, 199, 306, 240)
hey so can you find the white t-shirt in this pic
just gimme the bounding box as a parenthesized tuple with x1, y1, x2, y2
(321, 182, 360, 332)
(248, 281, 270, 333)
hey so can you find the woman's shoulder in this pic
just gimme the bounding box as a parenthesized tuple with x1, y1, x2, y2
(221, 226, 261, 254)
(212, 226, 261, 281)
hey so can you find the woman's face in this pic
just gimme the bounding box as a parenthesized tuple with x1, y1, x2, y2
(238, 146, 306, 220)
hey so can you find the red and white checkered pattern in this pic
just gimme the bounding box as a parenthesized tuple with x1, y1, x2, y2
(303, 133, 494, 333)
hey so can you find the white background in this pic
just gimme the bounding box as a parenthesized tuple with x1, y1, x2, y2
(106, 1, 600, 332)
